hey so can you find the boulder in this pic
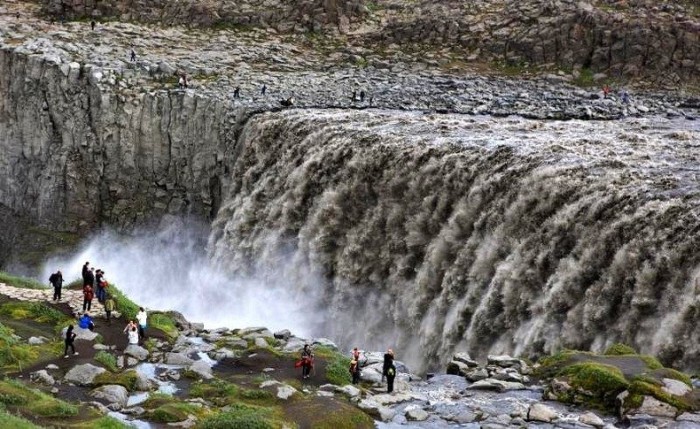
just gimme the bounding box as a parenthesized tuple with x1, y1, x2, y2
(28, 336, 47, 345)
(677, 412, 700, 423)
(312, 338, 338, 349)
(446, 360, 470, 376)
(338, 385, 361, 399)
(90, 385, 129, 409)
(466, 368, 489, 382)
(63, 326, 99, 341)
(487, 355, 527, 370)
(405, 406, 429, 421)
(359, 365, 383, 384)
(453, 352, 478, 367)
(632, 395, 678, 418)
(124, 345, 149, 361)
(276, 384, 297, 400)
(274, 329, 291, 340)
(188, 360, 213, 380)
(30, 369, 55, 385)
(254, 337, 268, 348)
(468, 378, 526, 392)
(579, 411, 605, 428)
(283, 337, 307, 353)
(224, 338, 248, 349)
(64, 363, 106, 386)
(661, 378, 691, 396)
(357, 399, 396, 421)
(527, 403, 558, 422)
(165, 352, 195, 366)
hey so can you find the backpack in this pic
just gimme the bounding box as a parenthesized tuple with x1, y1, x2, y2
(49, 273, 56, 283)
(387, 366, 396, 377)
(84, 288, 94, 301)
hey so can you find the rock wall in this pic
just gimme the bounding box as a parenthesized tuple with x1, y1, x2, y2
(371, 0, 700, 82)
(39, 0, 368, 33)
(0, 48, 237, 231)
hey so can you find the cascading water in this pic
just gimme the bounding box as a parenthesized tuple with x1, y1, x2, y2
(207, 109, 700, 372)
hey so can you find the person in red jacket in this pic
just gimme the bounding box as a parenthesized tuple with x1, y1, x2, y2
(82, 284, 94, 312)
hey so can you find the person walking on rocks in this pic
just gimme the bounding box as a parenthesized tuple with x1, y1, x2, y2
(95, 269, 105, 303)
(130, 49, 137, 62)
(136, 307, 148, 342)
(386, 362, 396, 393)
(49, 270, 63, 301)
(104, 294, 115, 325)
(63, 325, 78, 358)
(90, 20, 96, 31)
(82, 284, 94, 312)
(85, 267, 95, 290)
(349, 358, 361, 384)
(82, 261, 90, 286)
(233, 86, 241, 99)
(360, 90, 366, 102)
(298, 344, 314, 379)
(382, 348, 394, 383)
(261, 84, 267, 95)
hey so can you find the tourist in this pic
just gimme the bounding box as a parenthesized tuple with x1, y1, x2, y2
(63, 325, 78, 358)
(136, 307, 147, 341)
(104, 294, 115, 325)
(382, 348, 394, 382)
(602, 84, 611, 99)
(352, 346, 360, 361)
(300, 344, 314, 379)
(82, 284, 94, 312)
(128, 326, 139, 345)
(130, 49, 137, 62)
(95, 269, 105, 303)
(90, 20, 95, 31)
(123, 320, 136, 335)
(261, 84, 267, 95)
(79, 312, 95, 331)
(352, 89, 357, 102)
(49, 270, 63, 301)
(360, 90, 365, 102)
(386, 362, 396, 393)
(233, 86, 241, 99)
(349, 359, 361, 384)
(82, 261, 90, 286)
(85, 267, 95, 289)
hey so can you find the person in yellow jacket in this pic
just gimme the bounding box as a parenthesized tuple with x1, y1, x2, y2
(104, 295, 115, 325)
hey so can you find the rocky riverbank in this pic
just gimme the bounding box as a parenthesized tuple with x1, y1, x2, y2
(1, 278, 698, 428)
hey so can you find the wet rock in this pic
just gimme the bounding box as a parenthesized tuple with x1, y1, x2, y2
(446, 360, 471, 376)
(274, 329, 291, 340)
(188, 360, 213, 380)
(165, 352, 195, 366)
(661, 378, 691, 396)
(30, 369, 55, 385)
(579, 411, 605, 428)
(677, 412, 700, 423)
(453, 352, 479, 368)
(405, 405, 429, 421)
(64, 363, 106, 386)
(527, 403, 558, 422)
(124, 345, 149, 361)
(90, 385, 128, 409)
(468, 378, 526, 392)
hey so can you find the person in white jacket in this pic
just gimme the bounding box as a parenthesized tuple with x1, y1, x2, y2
(136, 307, 147, 342)
(128, 326, 139, 345)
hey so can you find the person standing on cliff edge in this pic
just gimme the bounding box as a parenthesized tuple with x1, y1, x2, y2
(82, 261, 90, 286)
(49, 270, 63, 301)
(382, 348, 394, 382)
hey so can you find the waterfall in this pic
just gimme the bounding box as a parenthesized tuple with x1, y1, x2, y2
(209, 108, 700, 372)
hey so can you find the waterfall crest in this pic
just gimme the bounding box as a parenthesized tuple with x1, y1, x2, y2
(210, 109, 700, 371)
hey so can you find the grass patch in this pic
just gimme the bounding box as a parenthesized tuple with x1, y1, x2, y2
(94, 351, 118, 372)
(148, 402, 202, 423)
(604, 343, 636, 356)
(0, 323, 39, 370)
(310, 406, 375, 429)
(199, 403, 279, 429)
(148, 312, 178, 340)
(109, 284, 139, 321)
(0, 272, 45, 290)
(93, 369, 140, 391)
(573, 68, 596, 87)
(0, 406, 42, 428)
(74, 415, 132, 428)
(0, 378, 78, 418)
(626, 380, 693, 412)
(325, 352, 352, 386)
(0, 302, 69, 327)
(640, 355, 663, 370)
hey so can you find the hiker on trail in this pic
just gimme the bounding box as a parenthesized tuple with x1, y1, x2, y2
(352, 90, 357, 102)
(299, 344, 314, 379)
(360, 90, 365, 102)
(82, 261, 90, 285)
(602, 84, 611, 99)
(349, 358, 361, 384)
(386, 362, 396, 393)
(64, 325, 78, 358)
(128, 326, 139, 345)
(95, 269, 105, 303)
(130, 49, 137, 62)
(261, 84, 267, 95)
(620, 90, 630, 104)
(136, 307, 147, 341)
(85, 267, 95, 289)
(104, 294, 115, 325)
(79, 312, 95, 331)
(82, 284, 94, 312)
(382, 348, 394, 382)
(233, 86, 241, 99)
(49, 270, 63, 301)
(90, 20, 95, 31)
(123, 320, 136, 336)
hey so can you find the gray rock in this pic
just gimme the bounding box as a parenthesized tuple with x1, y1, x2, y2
(358, 399, 396, 422)
(405, 406, 429, 421)
(312, 338, 338, 349)
(188, 360, 213, 380)
(579, 411, 605, 428)
(63, 326, 99, 341)
(124, 345, 149, 361)
(90, 385, 129, 409)
(453, 352, 479, 367)
(254, 337, 268, 348)
(661, 378, 691, 396)
(677, 412, 700, 423)
(28, 336, 47, 345)
(633, 396, 678, 418)
(64, 363, 106, 386)
(30, 369, 55, 385)
(276, 384, 297, 400)
(45, 364, 59, 370)
(466, 367, 489, 382)
(274, 329, 291, 340)
(469, 378, 526, 392)
(165, 352, 195, 366)
(527, 403, 558, 423)
(446, 360, 471, 376)
(338, 385, 361, 398)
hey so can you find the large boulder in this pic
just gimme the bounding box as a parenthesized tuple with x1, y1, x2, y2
(90, 385, 129, 409)
(527, 403, 558, 422)
(64, 363, 106, 386)
(188, 360, 213, 380)
(276, 384, 297, 400)
(30, 369, 55, 385)
(468, 378, 526, 392)
(453, 352, 478, 368)
(357, 399, 396, 422)
(405, 406, 429, 421)
(579, 411, 605, 428)
(165, 352, 195, 366)
(124, 345, 149, 361)
(661, 378, 691, 396)
(446, 360, 470, 376)
(63, 326, 99, 341)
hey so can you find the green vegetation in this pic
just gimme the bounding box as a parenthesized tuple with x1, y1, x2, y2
(143, 394, 209, 423)
(148, 312, 178, 340)
(604, 343, 636, 356)
(325, 352, 352, 386)
(74, 415, 133, 429)
(93, 369, 140, 391)
(309, 406, 375, 429)
(199, 404, 279, 429)
(0, 323, 39, 370)
(573, 68, 596, 87)
(0, 302, 68, 327)
(94, 351, 118, 372)
(0, 407, 42, 428)
(559, 362, 629, 410)
(0, 272, 44, 290)
(0, 378, 78, 418)
(109, 284, 139, 321)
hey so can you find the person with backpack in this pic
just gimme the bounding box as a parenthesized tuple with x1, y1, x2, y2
(63, 325, 78, 358)
(349, 359, 361, 384)
(382, 348, 394, 382)
(299, 344, 314, 379)
(82, 284, 94, 312)
(49, 270, 63, 301)
(386, 362, 396, 393)
(78, 312, 95, 331)
(104, 294, 115, 325)
(95, 270, 108, 303)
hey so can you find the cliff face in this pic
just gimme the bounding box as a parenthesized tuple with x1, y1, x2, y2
(0, 48, 236, 232)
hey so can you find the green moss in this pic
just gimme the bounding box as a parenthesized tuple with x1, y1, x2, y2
(0, 272, 45, 290)
(0, 302, 69, 326)
(325, 352, 352, 386)
(559, 362, 629, 411)
(240, 389, 274, 401)
(94, 351, 118, 373)
(30, 397, 79, 417)
(311, 407, 375, 429)
(199, 404, 276, 429)
(604, 343, 637, 356)
(93, 370, 139, 391)
(109, 285, 139, 321)
(652, 368, 692, 386)
(640, 355, 664, 370)
(190, 380, 238, 403)
(628, 380, 691, 412)
(148, 402, 201, 423)
(148, 313, 178, 340)
(74, 415, 132, 428)
(0, 323, 40, 370)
